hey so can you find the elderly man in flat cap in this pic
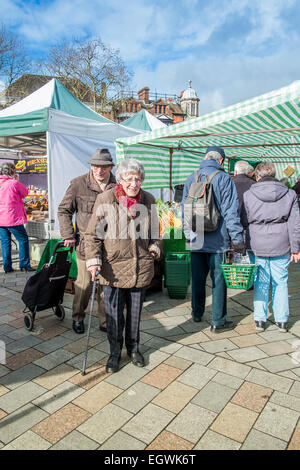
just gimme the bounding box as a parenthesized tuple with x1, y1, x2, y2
(58, 148, 116, 334)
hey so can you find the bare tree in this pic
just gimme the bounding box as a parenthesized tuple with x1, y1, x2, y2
(0, 24, 32, 101)
(43, 37, 133, 111)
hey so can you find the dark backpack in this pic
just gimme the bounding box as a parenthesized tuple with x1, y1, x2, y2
(183, 170, 222, 233)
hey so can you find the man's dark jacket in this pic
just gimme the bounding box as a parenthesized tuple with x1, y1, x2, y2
(233, 174, 255, 215)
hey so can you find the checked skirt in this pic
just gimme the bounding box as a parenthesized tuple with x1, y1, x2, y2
(103, 286, 145, 357)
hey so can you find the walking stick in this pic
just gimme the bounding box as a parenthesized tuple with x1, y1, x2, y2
(81, 271, 99, 376)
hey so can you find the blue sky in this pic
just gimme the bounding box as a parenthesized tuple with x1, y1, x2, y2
(1, 0, 300, 114)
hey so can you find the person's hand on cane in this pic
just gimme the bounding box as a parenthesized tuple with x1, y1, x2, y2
(87, 265, 101, 281)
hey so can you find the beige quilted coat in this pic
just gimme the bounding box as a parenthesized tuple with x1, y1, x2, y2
(84, 187, 162, 288)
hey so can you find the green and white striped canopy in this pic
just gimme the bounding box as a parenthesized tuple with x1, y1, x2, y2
(116, 80, 300, 189)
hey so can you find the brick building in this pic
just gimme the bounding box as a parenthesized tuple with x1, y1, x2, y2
(105, 81, 200, 125)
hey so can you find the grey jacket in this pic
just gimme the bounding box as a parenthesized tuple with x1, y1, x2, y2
(242, 177, 300, 257)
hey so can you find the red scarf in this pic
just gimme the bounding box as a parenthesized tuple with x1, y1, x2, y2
(115, 184, 142, 218)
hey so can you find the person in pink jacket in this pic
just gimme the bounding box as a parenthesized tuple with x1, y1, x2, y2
(0, 162, 34, 273)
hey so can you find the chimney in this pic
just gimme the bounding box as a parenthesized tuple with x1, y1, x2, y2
(138, 87, 150, 104)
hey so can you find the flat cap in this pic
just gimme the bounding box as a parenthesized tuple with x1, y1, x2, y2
(88, 148, 114, 166)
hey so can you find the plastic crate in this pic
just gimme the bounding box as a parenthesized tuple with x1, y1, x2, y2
(162, 227, 188, 258)
(164, 252, 191, 299)
(166, 285, 189, 299)
(26, 220, 50, 240)
(220, 263, 257, 289)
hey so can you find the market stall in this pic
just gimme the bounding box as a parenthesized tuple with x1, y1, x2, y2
(0, 78, 139, 240)
(116, 80, 300, 199)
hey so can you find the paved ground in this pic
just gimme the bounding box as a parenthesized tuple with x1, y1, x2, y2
(0, 260, 300, 451)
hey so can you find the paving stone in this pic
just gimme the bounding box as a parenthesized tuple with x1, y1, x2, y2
(208, 357, 252, 379)
(257, 340, 296, 356)
(146, 430, 194, 451)
(174, 345, 214, 366)
(0, 365, 10, 378)
(254, 402, 299, 441)
(175, 331, 211, 345)
(50, 430, 99, 450)
(146, 326, 186, 338)
(0, 409, 7, 420)
(68, 363, 110, 390)
(32, 380, 84, 414)
(246, 368, 293, 393)
(201, 338, 238, 354)
(167, 403, 216, 444)
(194, 429, 241, 450)
(246, 361, 267, 371)
(32, 364, 78, 390)
(143, 349, 170, 371)
(258, 331, 295, 342)
(0, 363, 46, 390)
(100, 431, 146, 450)
(257, 354, 300, 373)
(2, 430, 51, 450)
(105, 363, 149, 390)
(32, 403, 91, 444)
(227, 346, 268, 363)
(6, 335, 43, 354)
(35, 325, 68, 341)
(231, 381, 273, 412)
(163, 356, 192, 371)
(192, 381, 236, 413)
(0, 403, 48, 444)
(78, 403, 133, 444)
(73, 380, 123, 414)
(230, 333, 267, 348)
(143, 337, 182, 354)
(34, 336, 75, 354)
(0, 384, 9, 397)
(210, 402, 258, 443)
(141, 363, 183, 390)
(241, 429, 287, 450)
(211, 372, 244, 390)
(289, 381, 300, 398)
(177, 363, 217, 390)
(269, 391, 300, 413)
(0, 381, 46, 413)
(288, 420, 300, 450)
(157, 315, 189, 328)
(122, 403, 174, 444)
(33, 348, 76, 371)
(152, 380, 198, 413)
(67, 347, 107, 370)
(112, 381, 160, 414)
(6, 348, 44, 370)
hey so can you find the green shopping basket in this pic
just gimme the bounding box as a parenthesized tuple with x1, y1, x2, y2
(220, 263, 257, 290)
(164, 252, 191, 299)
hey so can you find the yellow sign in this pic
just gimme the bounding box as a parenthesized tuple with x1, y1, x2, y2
(283, 165, 295, 177)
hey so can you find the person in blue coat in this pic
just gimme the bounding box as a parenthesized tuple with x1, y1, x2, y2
(181, 146, 245, 332)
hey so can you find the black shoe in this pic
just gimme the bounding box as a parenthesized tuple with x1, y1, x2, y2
(210, 321, 234, 333)
(128, 350, 145, 367)
(72, 320, 85, 334)
(106, 355, 120, 373)
(20, 267, 35, 272)
(192, 312, 202, 323)
(276, 322, 288, 332)
(4, 268, 14, 273)
(99, 326, 107, 333)
(255, 320, 266, 332)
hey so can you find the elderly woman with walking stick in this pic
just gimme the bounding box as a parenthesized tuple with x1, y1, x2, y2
(85, 159, 161, 373)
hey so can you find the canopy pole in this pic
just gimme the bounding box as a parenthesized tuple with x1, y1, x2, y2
(169, 148, 173, 201)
